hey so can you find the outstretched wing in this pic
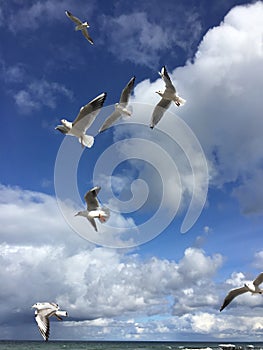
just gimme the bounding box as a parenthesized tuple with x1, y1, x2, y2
(35, 310, 52, 341)
(84, 186, 101, 211)
(220, 286, 248, 312)
(65, 11, 82, 26)
(88, 217, 98, 232)
(253, 272, 263, 287)
(72, 93, 106, 133)
(150, 98, 172, 129)
(99, 110, 122, 133)
(159, 66, 176, 93)
(55, 125, 69, 134)
(81, 29, 94, 44)
(119, 76, 135, 105)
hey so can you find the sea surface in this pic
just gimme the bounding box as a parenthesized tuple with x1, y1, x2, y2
(0, 341, 263, 350)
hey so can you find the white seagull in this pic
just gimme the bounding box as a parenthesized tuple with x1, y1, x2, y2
(150, 65, 186, 129)
(55, 92, 107, 148)
(65, 10, 94, 44)
(99, 76, 136, 133)
(220, 272, 263, 311)
(75, 186, 110, 231)
(32, 302, 68, 341)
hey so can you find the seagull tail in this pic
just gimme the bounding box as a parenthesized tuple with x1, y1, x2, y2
(99, 207, 110, 223)
(176, 96, 186, 106)
(80, 135, 94, 148)
(56, 310, 68, 318)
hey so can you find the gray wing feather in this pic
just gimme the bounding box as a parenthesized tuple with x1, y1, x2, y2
(150, 98, 172, 128)
(119, 76, 135, 104)
(220, 286, 248, 311)
(88, 217, 98, 231)
(160, 66, 176, 92)
(84, 186, 101, 210)
(65, 11, 82, 25)
(99, 110, 122, 133)
(35, 311, 51, 341)
(72, 93, 106, 132)
(253, 272, 263, 286)
(81, 29, 94, 44)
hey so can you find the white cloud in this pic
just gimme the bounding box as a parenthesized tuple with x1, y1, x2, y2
(3, 0, 96, 33)
(0, 184, 225, 340)
(14, 79, 73, 114)
(110, 1, 263, 217)
(100, 9, 202, 67)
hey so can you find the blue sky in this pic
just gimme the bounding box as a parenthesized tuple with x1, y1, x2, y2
(1, 0, 263, 342)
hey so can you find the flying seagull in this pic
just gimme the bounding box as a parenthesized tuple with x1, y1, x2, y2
(99, 76, 136, 133)
(32, 302, 68, 341)
(150, 65, 186, 129)
(220, 272, 263, 311)
(55, 92, 107, 148)
(65, 10, 94, 44)
(75, 186, 110, 231)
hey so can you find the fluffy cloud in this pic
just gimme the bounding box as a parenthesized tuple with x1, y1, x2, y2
(110, 1, 263, 218)
(0, 184, 224, 340)
(1, 184, 263, 340)
(99, 8, 202, 67)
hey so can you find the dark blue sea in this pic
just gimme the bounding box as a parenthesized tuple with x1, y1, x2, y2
(0, 341, 262, 350)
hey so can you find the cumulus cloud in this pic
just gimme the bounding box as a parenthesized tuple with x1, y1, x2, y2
(1, 184, 263, 340)
(110, 1, 263, 218)
(0, 184, 225, 340)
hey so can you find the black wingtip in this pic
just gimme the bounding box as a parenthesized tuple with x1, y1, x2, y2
(150, 125, 154, 129)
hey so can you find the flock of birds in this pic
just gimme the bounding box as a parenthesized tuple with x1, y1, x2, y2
(31, 10, 262, 341)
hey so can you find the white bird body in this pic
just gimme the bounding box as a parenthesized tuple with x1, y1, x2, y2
(32, 302, 68, 341)
(99, 76, 135, 133)
(220, 272, 263, 311)
(65, 11, 94, 44)
(55, 93, 107, 148)
(150, 66, 186, 129)
(75, 186, 110, 231)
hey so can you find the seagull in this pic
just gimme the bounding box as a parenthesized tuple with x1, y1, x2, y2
(150, 65, 186, 129)
(65, 10, 94, 44)
(99, 76, 136, 133)
(75, 186, 110, 231)
(55, 92, 107, 148)
(32, 302, 68, 341)
(220, 272, 263, 311)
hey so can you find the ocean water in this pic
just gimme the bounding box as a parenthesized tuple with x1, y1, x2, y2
(0, 341, 262, 350)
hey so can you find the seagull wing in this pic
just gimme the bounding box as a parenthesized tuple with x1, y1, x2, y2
(65, 11, 82, 26)
(35, 309, 53, 341)
(253, 272, 263, 287)
(99, 110, 122, 133)
(55, 125, 70, 134)
(150, 98, 172, 128)
(220, 286, 248, 312)
(72, 93, 107, 133)
(88, 217, 98, 232)
(84, 186, 101, 211)
(81, 28, 94, 44)
(160, 66, 176, 93)
(119, 76, 135, 105)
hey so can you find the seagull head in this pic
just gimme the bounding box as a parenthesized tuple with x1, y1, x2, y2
(61, 119, 72, 128)
(83, 21, 90, 28)
(155, 90, 163, 97)
(74, 210, 87, 217)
